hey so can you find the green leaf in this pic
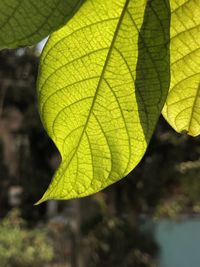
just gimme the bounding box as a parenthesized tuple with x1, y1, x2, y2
(162, 0, 200, 136)
(37, 0, 170, 202)
(0, 0, 84, 49)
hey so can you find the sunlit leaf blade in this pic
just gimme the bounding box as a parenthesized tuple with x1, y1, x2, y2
(162, 0, 200, 136)
(0, 0, 84, 49)
(37, 0, 170, 202)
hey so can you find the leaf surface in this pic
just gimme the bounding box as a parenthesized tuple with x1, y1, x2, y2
(37, 0, 170, 202)
(162, 0, 200, 136)
(0, 0, 84, 48)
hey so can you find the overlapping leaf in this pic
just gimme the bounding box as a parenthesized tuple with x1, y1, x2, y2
(162, 0, 200, 136)
(0, 0, 84, 49)
(37, 0, 170, 202)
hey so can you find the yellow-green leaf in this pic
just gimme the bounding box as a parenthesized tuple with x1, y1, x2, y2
(37, 0, 170, 202)
(0, 0, 84, 49)
(162, 0, 200, 136)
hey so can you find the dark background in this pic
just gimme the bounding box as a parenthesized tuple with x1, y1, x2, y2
(0, 48, 200, 267)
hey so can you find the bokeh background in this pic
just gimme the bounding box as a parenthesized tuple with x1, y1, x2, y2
(1, 46, 200, 267)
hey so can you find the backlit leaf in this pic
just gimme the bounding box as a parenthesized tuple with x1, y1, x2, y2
(162, 0, 200, 136)
(0, 0, 84, 49)
(37, 0, 170, 202)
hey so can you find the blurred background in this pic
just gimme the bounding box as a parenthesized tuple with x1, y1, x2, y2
(0, 46, 200, 267)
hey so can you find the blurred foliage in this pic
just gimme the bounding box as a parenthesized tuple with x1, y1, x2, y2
(81, 212, 158, 267)
(0, 209, 54, 267)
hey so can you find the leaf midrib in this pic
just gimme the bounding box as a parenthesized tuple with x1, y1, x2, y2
(60, 0, 130, 171)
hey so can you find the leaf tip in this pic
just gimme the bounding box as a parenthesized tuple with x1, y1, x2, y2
(34, 194, 49, 205)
